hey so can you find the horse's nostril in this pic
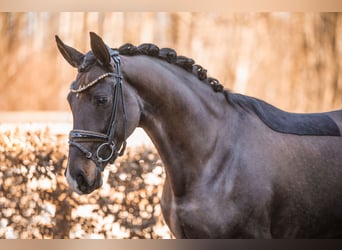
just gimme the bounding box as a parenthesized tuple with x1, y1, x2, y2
(76, 172, 89, 192)
(76, 173, 84, 184)
(70, 168, 101, 194)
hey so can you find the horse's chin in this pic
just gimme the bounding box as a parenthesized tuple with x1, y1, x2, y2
(80, 183, 103, 195)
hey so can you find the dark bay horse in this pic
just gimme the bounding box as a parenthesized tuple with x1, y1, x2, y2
(56, 32, 342, 238)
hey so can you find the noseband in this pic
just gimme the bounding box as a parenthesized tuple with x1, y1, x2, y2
(68, 51, 127, 170)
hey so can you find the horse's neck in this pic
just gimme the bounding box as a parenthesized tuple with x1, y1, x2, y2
(122, 55, 236, 196)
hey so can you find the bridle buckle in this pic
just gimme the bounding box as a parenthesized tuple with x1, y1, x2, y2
(86, 151, 93, 159)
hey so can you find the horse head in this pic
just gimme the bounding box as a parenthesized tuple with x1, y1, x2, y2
(56, 32, 141, 194)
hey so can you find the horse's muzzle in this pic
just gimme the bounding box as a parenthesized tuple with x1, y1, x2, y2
(76, 169, 103, 194)
(66, 164, 103, 195)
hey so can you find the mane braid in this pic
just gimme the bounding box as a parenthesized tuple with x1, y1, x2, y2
(117, 43, 225, 93)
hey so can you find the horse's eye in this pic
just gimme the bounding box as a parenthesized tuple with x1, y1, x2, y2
(94, 96, 109, 106)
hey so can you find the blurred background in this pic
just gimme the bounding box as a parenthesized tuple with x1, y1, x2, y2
(1, 12, 342, 112)
(0, 12, 342, 239)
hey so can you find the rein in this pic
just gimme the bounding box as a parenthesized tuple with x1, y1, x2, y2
(68, 51, 127, 170)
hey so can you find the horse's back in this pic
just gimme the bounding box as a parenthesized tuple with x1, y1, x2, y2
(327, 109, 342, 133)
(254, 100, 341, 137)
(227, 94, 342, 137)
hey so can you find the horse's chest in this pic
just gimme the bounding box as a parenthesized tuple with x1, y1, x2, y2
(161, 190, 230, 238)
(160, 180, 273, 238)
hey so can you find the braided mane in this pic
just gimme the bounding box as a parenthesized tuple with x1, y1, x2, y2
(117, 43, 225, 93)
(78, 43, 342, 138)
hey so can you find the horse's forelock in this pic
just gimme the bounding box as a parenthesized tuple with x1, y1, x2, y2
(78, 51, 97, 73)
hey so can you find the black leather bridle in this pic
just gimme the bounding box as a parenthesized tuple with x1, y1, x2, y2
(68, 50, 127, 171)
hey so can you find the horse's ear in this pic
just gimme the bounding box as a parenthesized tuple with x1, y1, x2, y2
(55, 35, 84, 68)
(89, 32, 111, 67)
